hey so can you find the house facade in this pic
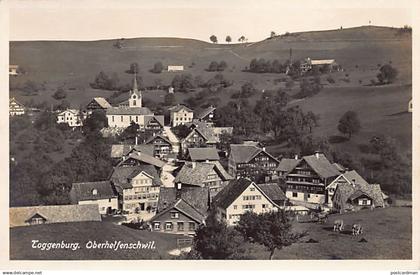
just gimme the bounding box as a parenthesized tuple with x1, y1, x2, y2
(9, 98, 25, 116)
(86, 97, 112, 112)
(70, 181, 118, 214)
(9, 65, 19, 76)
(300, 58, 339, 73)
(145, 134, 173, 159)
(167, 65, 184, 72)
(213, 178, 280, 226)
(228, 144, 280, 182)
(169, 105, 194, 127)
(57, 109, 83, 127)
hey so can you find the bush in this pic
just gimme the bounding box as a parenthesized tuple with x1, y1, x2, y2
(207, 61, 228, 72)
(52, 88, 67, 100)
(326, 76, 335, 84)
(151, 62, 163, 73)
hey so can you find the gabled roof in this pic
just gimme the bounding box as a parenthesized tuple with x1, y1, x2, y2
(188, 147, 220, 161)
(71, 180, 117, 201)
(157, 187, 209, 215)
(92, 97, 112, 109)
(169, 104, 193, 113)
(174, 161, 233, 187)
(310, 59, 336, 65)
(258, 183, 287, 202)
(348, 190, 372, 201)
(106, 107, 153, 116)
(151, 199, 205, 224)
(145, 134, 172, 145)
(230, 144, 279, 164)
(9, 204, 101, 227)
(276, 158, 301, 172)
(212, 178, 251, 209)
(197, 106, 216, 120)
(110, 165, 162, 190)
(302, 153, 340, 179)
(110, 144, 154, 158)
(333, 163, 346, 173)
(117, 152, 166, 168)
(212, 127, 233, 137)
(9, 97, 24, 107)
(57, 109, 80, 116)
(144, 115, 165, 128)
(185, 123, 218, 143)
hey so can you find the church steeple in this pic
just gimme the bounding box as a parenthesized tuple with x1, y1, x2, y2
(129, 72, 142, 108)
(133, 72, 138, 93)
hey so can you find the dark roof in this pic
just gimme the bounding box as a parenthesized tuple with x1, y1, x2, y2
(92, 97, 112, 109)
(70, 180, 117, 201)
(9, 204, 101, 227)
(302, 153, 340, 179)
(110, 165, 162, 190)
(110, 144, 155, 158)
(157, 187, 209, 215)
(212, 178, 254, 209)
(106, 107, 153, 116)
(116, 152, 166, 168)
(258, 183, 287, 202)
(175, 161, 233, 186)
(145, 134, 172, 145)
(169, 104, 193, 113)
(188, 147, 220, 161)
(230, 144, 279, 164)
(144, 115, 165, 128)
(197, 106, 216, 120)
(150, 199, 205, 224)
(276, 158, 301, 172)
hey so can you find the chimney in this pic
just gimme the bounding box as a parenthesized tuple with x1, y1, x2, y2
(262, 147, 266, 152)
(351, 179, 356, 187)
(135, 136, 138, 145)
(192, 162, 196, 169)
(315, 151, 320, 159)
(294, 154, 299, 160)
(205, 159, 209, 163)
(175, 183, 182, 199)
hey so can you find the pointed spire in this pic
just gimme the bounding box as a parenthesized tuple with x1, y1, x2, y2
(133, 72, 138, 93)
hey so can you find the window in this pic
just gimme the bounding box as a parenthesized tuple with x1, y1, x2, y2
(165, 222, 173, 231)
(242, 204, 255, 209)
(121, 116, 123, 122)
(108, 198, 111, 202)
(307, 194, 311, 198)
(262, 204, 268, 209)
(362, 199, 368, 205)
(154, 222, 160, 230)
(233, 205, 237, 210)
(92, 189, 98, 195)
(189, 222, 196, 231)
(171, 212, 179, 219)
(292, 192, 298, 197)
(136, 116, 138, 122)
(250, 187, 255, 191)
(133, 100, 136, 106)
(177, 222, 184, 231)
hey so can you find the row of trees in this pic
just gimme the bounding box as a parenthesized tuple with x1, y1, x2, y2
(248, 58, 288, 73)
(207, 61, 228, 72)
(210, 35, 247, 44)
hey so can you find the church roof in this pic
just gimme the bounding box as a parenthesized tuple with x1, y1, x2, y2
(106, 107, 153, 116)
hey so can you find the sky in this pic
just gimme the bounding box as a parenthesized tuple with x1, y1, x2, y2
(7, 0, 414, 42)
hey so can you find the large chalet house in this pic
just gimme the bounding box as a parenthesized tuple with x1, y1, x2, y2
(86, 97, 112, 113)
(196, 106, 216, 124)
(69, 180, 118, 214)
(174, 161, 233, 199)
(57, 109, 84, 127)
(9, 204, 101, 227)
(180, 121, 218, 153)
(145, 134, 174, 159)
(212, 178, 281, 226)
(149, 186, 209, 235)
(187, 147, 220, 162)
(110, 164, 162, 214)
(106, 75, 163, 130)
(228, 144, 280, 182)
(169, 104, 194, 127)
(300, 58, 340, 73)
(330, 170, 385, 213)
(277, 153, 341, 205)
(9, 97, 25, 116)
(110, 144, 155, 160)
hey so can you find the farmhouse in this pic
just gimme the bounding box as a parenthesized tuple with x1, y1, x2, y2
(9, 65, 19, 76)
(116, 151, 166, 170)
(86, 97, 112, 112)
(9, 204, 101, 227)
(69, 180, 118, 215)
(258, 183, 288, 206)
(167, 65, 184, 72)
(110, 144, 155, 160)
(145, 134, 174, 159)
(280, 152, 340, 204)
(187, 147, 220, 162)
(9, 97, 25, 116)
(212, 178, 280, 226)
(110, 165, 162, 214)
(196, 106, 216, 124)
(300, 58, 339, 73)
(169, 104, 194, 127)
(228, 144, 280, 182)
(181, 121, 219, 153)
(174, 161, 233, 198)
(56, 109, 83, 127)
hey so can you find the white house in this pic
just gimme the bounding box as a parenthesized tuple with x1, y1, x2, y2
(167, 65, 184, 72)
(169, 104, 194, 127)
(57, 109, 83, 127)
(408, 99, 412, 113)
(212, 178, 280, 226)
(9, 65, 19, 76)
(9, 98, 25, 116)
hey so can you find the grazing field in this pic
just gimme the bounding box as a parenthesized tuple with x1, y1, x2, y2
(251, 207, 412, 260)
(10, 221, 191, 260)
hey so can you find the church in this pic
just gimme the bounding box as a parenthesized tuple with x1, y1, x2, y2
(106, 75, 163, 130)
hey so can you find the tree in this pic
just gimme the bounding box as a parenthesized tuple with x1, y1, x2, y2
(171, 74, 196, 93)
(337, 111, 361, 139)
(238, 36, 246, 43)
(22, 80, 43, 96)
(164, 93, 176, 106)
(270, 31, 276, 38)
(209, 35, 218, 44)
(83, 110, 108, 134)
(118, 121, 139, 143)
(90, 71, 119, 90)
(207, 61, 219, 72)
(225, 35, 232, 43)
(171, 124, 190, 140)
(52, 88, 67, 100)
(218, 61, 227, 71)
(236, 210, 306, 260)
(126, 62, 139, 74)
(151, 62, 163, 74)
(377, 64, 398, 84)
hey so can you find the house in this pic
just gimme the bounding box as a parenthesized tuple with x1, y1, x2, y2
(69, 180, 118, 215)
(212, 126, 234, 141)
(145, 134, 173, 159)
(9, 65, 19, 76)
(276, 157, 300, 177)
(212, 178, 280, 226)
(258, 183, 288, 206)
(144, 115, 165, 132)
(280, 152, 341, 204)
(300, 58, 339, 73)
(187, 147, 220, 162)
(169, 104, 194, 127)
(106, 75, 156, 129)
(9, 97, 25, 116)
(110, 144, 155, 160)
(110, 165, 162, 214)
(196, 106, 216, 123)
(174, 161, 233, 198)
(408, 99, 412, 113)
(9, 204, 101, 227)
(57, 109, 83, 127)
(326, 170, 367, 206)
(168, 86, 174, 94)
(116, 151, 166, 170)
(86, 97, 112, 112)
(167, 65, 184, 72)
(181, 121, 218, 153)
(228, 144, 280, 182)
(332, 177, 385, 213)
